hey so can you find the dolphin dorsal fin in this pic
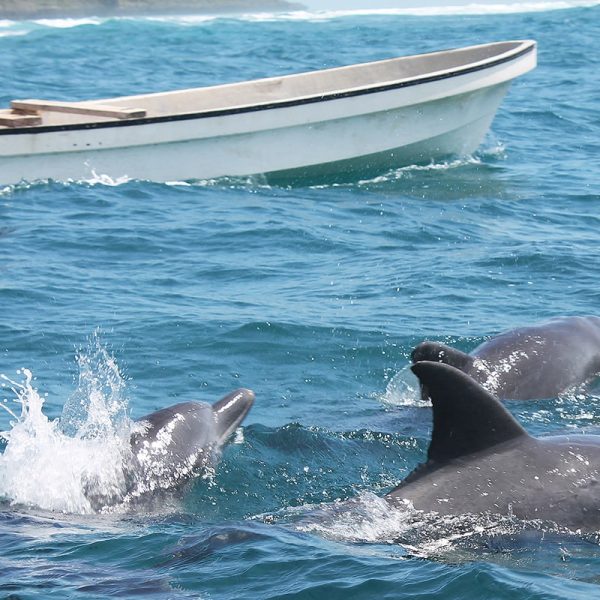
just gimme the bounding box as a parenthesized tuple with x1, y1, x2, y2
(411, 341, 474, 371)
(411, 361, 528, 463)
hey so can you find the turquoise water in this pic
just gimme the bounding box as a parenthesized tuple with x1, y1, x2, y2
(1, 2, 600, 598)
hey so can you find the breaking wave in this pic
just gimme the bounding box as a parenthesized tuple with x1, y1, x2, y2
(0, 0, 597, 36)
(244, 1, 600, 20)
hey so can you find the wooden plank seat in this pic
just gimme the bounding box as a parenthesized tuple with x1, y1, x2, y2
(10, 99, 147, 120)
(0, 110, 42, 128)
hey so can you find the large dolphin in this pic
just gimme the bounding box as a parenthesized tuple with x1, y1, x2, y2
(386, 362, 600, 531)
(411, 316, 600, 400)
(127, 388, 254, 496)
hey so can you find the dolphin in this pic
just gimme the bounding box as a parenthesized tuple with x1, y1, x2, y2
(385, 361, 600, 531)
(411, 316, 600, 400)
(127, 388, 254, 496)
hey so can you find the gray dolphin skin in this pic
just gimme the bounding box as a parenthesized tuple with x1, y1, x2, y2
(411, 316, 600, 400)
(386, 362, 600, 531)
(129, 388, 254, 494)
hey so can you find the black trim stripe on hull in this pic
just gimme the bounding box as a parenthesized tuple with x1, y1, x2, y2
(0, 43, 534, 137)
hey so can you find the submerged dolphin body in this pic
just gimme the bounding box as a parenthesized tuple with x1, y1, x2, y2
(127, 388, 254, 496)
(386, 362, 600, 531)
(411, 316, 600, 400)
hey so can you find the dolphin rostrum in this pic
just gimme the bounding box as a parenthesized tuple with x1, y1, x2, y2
(386, 362, 600, 531)
(411, 316, 600, 400)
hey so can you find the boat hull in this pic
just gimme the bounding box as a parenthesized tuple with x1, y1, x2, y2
(0, 41, 536, 186)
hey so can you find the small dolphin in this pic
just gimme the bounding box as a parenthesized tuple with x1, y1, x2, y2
(386, 362, 600, 531)
(128, 388, 254, 495)
(411, 316, 600, 400)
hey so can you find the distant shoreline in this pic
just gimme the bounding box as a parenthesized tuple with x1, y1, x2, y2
(0, 0, 304, 20)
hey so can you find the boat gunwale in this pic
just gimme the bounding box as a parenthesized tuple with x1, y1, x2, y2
(0, 40, 535, 137)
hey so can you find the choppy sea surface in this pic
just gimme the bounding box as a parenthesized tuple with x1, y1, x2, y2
(0, 2, 599, 598)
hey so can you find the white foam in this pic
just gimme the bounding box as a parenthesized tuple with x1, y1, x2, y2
(0, 334, 134, 514)
(33, 17, 104, 28)
(124, 1, 600, 23)
(0, 29, 30, 37)
(142, 14, 221, 25)
(293, 493, 418, 543)
(0, 172, 132, 194)
(83, 170, 132, 187)
(283, 1, 600, 18)
(285, 491, 566, 558)
(5, 0, 593, 31)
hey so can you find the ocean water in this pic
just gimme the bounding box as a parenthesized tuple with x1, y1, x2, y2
(0, 2, 600, 598)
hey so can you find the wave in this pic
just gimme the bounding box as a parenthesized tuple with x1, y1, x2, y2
(265, 492, 600, 586)
(0, 0, 597, 33)
(270, 490, 597, 564)
(0, 16, 103, 37)
(245, 1, 600, 20)
(33, 17, 104, 27)
(298, 138, 505, 191)
(0, 172, 132, 195)
(0, 143, 504, 194)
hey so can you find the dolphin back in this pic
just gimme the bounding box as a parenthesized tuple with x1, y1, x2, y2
(469, 316, 600, 398)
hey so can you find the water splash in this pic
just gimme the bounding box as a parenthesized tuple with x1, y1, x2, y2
(275, 491, 592, 564)
(60, 332, 129, 437)
(0, 336, 134, 514)
(166, 173, 272, 189)
(380, 365, 430, 407)
(84, 170, 132, 187)
(0, 334, 230, 514)
(287, 492, 421, 544)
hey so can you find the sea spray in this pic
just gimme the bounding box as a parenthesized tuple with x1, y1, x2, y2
(60, 332, 130, 437)
(0, 336, 137, 514)
(380, 365, 430, 408)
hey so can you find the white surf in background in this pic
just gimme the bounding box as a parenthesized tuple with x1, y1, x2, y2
(298, 0, 600, 13)
(0, 0, 598, 36)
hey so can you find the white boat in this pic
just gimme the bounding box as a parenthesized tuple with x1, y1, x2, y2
(0, 40, 536, 185)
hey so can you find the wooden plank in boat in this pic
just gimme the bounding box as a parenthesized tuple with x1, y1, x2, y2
(10, 99, 147, 120)
(0, 111, 42, 128)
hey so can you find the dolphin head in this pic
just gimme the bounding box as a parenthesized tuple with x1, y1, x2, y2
(125, 388, 255, 498)
(411, 342, 475, 401)
(411, 341, 474, 370)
